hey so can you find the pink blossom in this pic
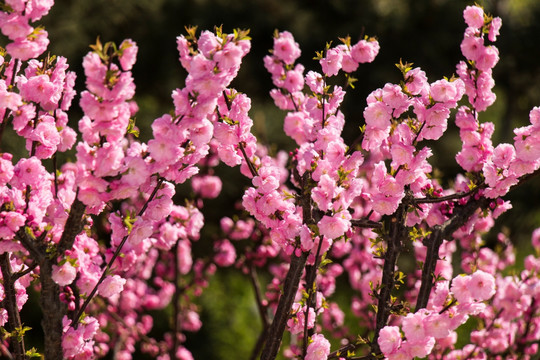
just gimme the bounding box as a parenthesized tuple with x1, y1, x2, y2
(460, 35, 484, 62)
(176, 347, 194, 360)
(144, 195, 173, 221)
(119, 39, 138, 71)
(13, 156, 48, 188)
(514, 126, 540, 162)
(491, 143, 515, 168)
(463, 6, 485, 29)
(424, 313, 451, 339)
(3, 211, 26, 233)
(468, 270, 495, 301)
(406, 336, 435, 358)
(350, 38, 380, 63)
(98, 275, 126, 298)
(320, 47, 343, 76)
(26, 0, 55, 21)
(305, 71, 325, 94)
(405, 67, 428, 95)
(198, 30, 220, 57)
(182, 310, 202, 332)
(283, 67, 305, 93)
(191, 175, 222, 199)
(430, 79, 459, 103)
(402, 311, 428, 342)
(148, 138, 182, 166)
(318, 212, 350, 240)
(62, 326, 85, 358)
(0, 79, 23, 110)
(58, 127, 77, 152)
(451, 274, 473, 303)
(532, 227, 540, 251)
(456, 146, 483, 172)
(488, 17, 502, 42)
(177, 240, 193, 274)
(476, 46, 499, 72)
(213, 239, 236, 267)
(215, 42, 244, 71)
(127, 218, 153, 246)
(6, 29, 49, 60)
(378, 326, 402, 355)
(283, 111, 310, 144)
(305, 333, 330, 360)
(340, 46, 358, 72)
(273, 31, 301, 65)
(364, 101, 392, 130)
(0, 153, 14, 185)
(19, 74, 60, 106)
(52, 262, 77, 286)
(1, 13, 33, 41)
(391, 143, 415, 167)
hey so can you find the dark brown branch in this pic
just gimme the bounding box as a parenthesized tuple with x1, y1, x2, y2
(0, 253, 27, 360)
(239, 141, 259, 177)
(328, 343, 359, 359)
(350, 218, 382, 229)
(413, 187, 479, 204)
(57, 196, 86, 255)
(248, 265, 269, 360)
(415, 196, 491, 311)
(40, 261, 66, 360)
(260, 167, 315, 360)
(371, 198, 409, 356)
(12, 262, 38, 281)
(15, 229, 45, 265)
(260, 251, 309, 360)
(250, 265, 269, 329)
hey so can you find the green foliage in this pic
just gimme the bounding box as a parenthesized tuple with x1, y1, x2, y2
(187, 270, 260, 359)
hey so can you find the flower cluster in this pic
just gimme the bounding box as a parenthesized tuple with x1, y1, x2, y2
(0, 0, 52, 60)
(379, 271, 496, 360)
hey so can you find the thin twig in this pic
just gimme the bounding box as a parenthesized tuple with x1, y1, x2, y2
(74, 176, 165, 325)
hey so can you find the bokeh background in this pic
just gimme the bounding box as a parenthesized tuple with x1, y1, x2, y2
(5, 0, 540, 358)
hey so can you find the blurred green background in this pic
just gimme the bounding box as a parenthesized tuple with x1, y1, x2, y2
(6, 0, 540, 358)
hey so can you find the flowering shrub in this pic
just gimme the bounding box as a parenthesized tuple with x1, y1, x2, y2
(0, 1, 539, 360)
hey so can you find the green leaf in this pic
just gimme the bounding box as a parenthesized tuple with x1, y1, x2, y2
(26, 348, 42, 358)
(127, 118, 139, 137)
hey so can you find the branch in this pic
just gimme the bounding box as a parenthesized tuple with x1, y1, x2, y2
(415, 167, 539, 311)
(73, 176, 165, 326)
(413, 187, 479, 204)
(239, 141, 259, 177)
(415, 196, 491, 311)
(248, 265, 269, 360)
(260, 170, 315, 360)
(350, 218, 382, 229)
(0, 253, 27, 360)
(57, 195, 86, 255)
(259, 251, 309, 360)
(249, 265, 269, 329)
(15, 228, 45, 265)
(40, 261, 66, 360)
(371, 198, 409, 356)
